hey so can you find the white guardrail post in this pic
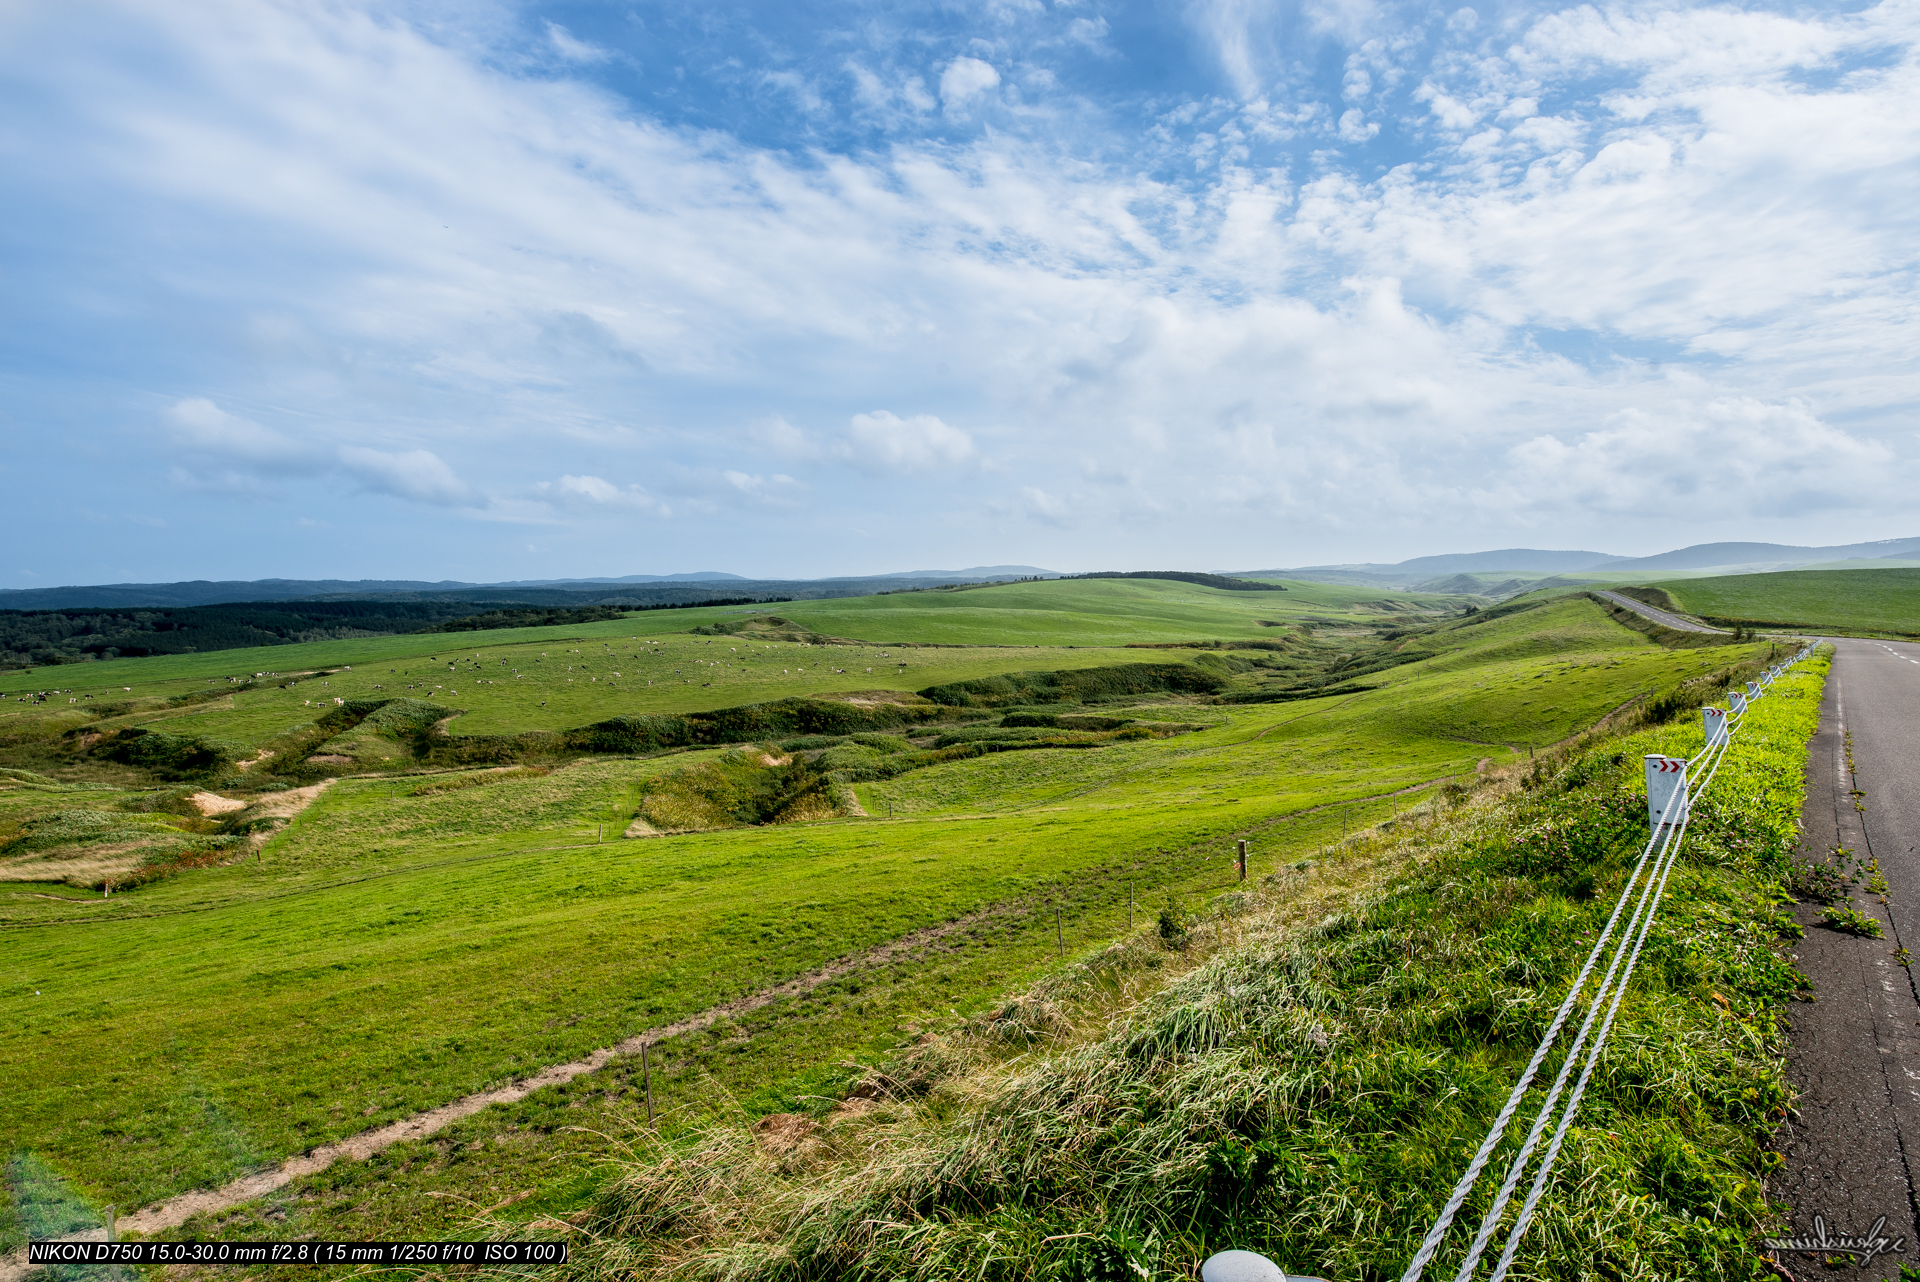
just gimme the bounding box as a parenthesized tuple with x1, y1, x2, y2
(1397, 647, 1821, 1280)
(1643, 756, 1688, 829)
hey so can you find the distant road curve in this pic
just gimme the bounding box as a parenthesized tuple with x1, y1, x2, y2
(1591, 588, 1727, 635)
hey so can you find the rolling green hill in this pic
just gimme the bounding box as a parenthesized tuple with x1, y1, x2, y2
(1651, 566, 1920, 635)
(741, 576, 1460, 646)
(0, 580, 1794, 1262)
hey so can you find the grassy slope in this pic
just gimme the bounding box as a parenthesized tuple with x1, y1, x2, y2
(0, 598, 1761, 1222)
(0, 578, 1453, 703)
(3, 636, 1156, 750)
(771, 577, 1457, 645)
(1652, 566, 1920, 634)
(570, 657, 1823, 1281)
(0, 587, 1785, 1252)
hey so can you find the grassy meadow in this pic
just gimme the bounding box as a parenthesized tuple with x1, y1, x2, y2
(1649, 566, 1920, 635)
(561, 656, 1827, 1281)
(767, 576, 1445, 645)
(0, 577, 1798, 1258)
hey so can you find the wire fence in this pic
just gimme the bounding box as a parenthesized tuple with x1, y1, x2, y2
(1400, 645, 1817, 1282)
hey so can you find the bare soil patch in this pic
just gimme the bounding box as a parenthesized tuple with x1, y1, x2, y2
(189, 791, 247, 816)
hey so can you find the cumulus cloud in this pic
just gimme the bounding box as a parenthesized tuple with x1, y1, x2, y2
(840, 412, 975, 473)
(538, 474, 669, 516)
(939, 57, 1000, 109)
(337, 447, 472, 506)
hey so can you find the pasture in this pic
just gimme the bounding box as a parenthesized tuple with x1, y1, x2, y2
(1650, 566, 1920, 635)
(0, 579, 1786, 1250)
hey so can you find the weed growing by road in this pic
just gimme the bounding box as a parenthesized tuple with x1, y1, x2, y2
(1821, 905, 1884, 938)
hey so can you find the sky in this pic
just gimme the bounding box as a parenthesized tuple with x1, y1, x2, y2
(2, 0, 1917, 584)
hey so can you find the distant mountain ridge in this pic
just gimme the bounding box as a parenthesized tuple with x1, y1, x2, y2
(8, 541, 1917, 613)
(0, 567, 1061, 611)
(1588, 537, 1920, 571)
(1237, 536, 1920, 590)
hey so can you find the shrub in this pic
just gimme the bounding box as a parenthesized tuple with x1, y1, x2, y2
(919, 662, 1227, 708)
(92, 727, 237, 779)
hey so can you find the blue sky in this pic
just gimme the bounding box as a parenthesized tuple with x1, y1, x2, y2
(2, 0, 1916, 584)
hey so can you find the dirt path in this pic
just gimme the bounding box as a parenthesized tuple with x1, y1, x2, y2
(0, 905, 1001, 1274)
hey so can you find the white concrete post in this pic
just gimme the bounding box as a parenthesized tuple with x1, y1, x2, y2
(1645, 755, 1688, 829)
(1746, 680, 1762, 700)
(1730, 688, 1747, 716)
(1702, 705, 1728, 748)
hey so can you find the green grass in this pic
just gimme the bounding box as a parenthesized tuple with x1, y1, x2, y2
(555, 654, 1826, 1282)
(0, 578, 1457, 703)
(2, 635, 1161, 752)
(1650, 567, 1920, 635)
(769, 576, 1462, 645)
(0, 586, 1799, 1258)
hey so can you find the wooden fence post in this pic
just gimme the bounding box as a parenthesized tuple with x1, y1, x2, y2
(643, 1043, 655, 1127)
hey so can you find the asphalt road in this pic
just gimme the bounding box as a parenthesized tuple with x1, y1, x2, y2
(1591, 588, 1727, 634)
(1774, 637, 1920, 1279)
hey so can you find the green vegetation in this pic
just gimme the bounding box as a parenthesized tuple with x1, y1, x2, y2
(771, 575, 1460, 646)
(1062, 571, 1289, 591)
(0, 599, 610, 669)
(557, 654, 1826, 1282)
(0, 575, 1812, 1270)
(1651, 567, 1920, 635)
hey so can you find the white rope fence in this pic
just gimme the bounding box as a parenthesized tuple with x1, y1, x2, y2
(1400, 644, 1816, 1282)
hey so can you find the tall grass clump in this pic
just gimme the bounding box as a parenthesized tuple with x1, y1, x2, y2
(539, 655, 1827, 1282)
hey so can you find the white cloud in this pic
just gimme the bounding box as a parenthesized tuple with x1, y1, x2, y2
(1020, 485, 1070, 526)
(722, 470, 801, 508)
(1067, 17, 1110, 47)
(9, 0, 1920, 575)
(337, 447, 472, 505)
(545, 23, 610, 64)
(165, 398, 316, 470)
(1337, 108, 1378, 142)
(1504, 399, 1898, 518)
(840, 412, 975, 473)
(750, 416, 818, 459)
(939, 57, 1000, 109)
(539, 474, 669, 516)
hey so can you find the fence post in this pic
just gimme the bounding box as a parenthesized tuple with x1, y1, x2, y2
(1237, 839, 1248, 883)
(1057, 909, 1065, 958)
(642, 1043, 655, 1126)
(1701, 705, 1728, 748)
(1644, 755, 1688, 829)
